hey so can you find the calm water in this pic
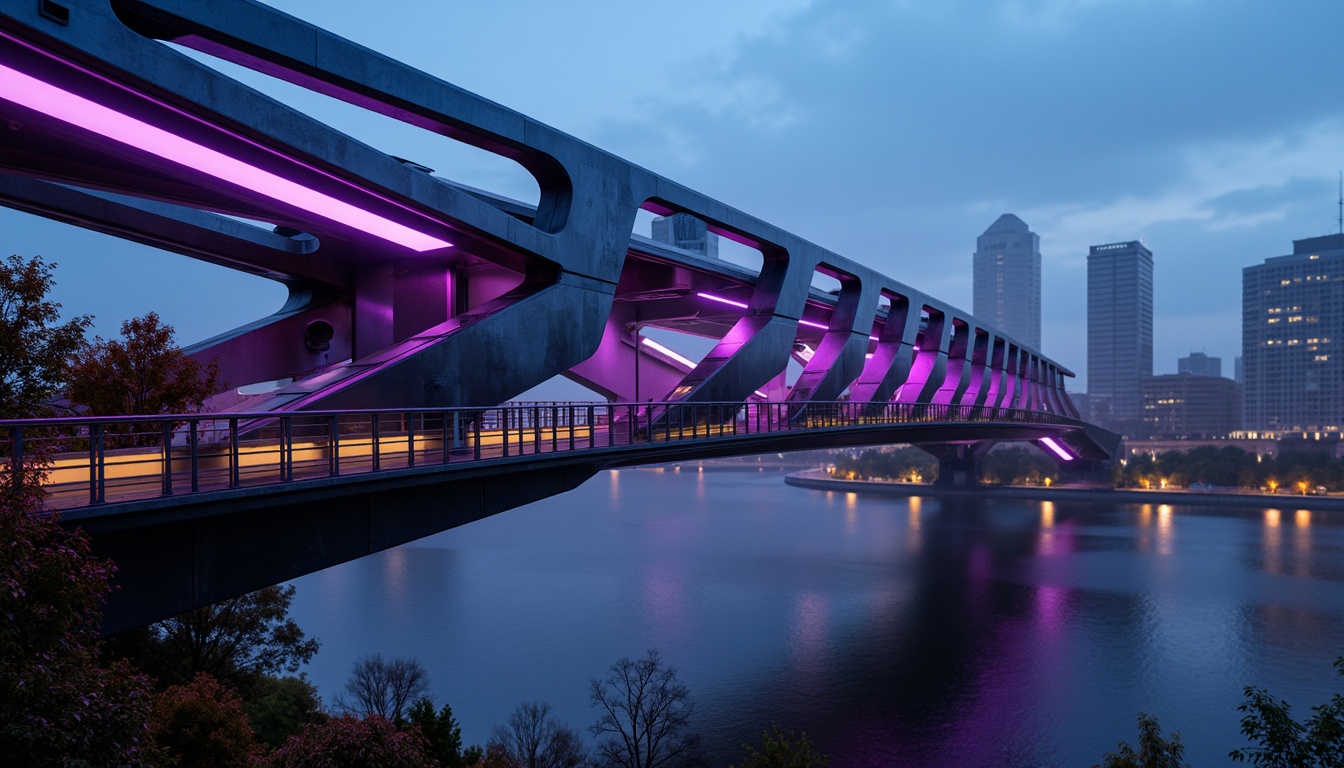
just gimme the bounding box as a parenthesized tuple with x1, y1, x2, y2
(287, 468, 1344, 767)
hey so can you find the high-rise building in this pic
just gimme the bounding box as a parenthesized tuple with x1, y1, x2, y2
(651, 213, 718, 259)
(1142, 374, 1241, 438)
(1087, 240, 1154, 433)
(1178, 352, 1222, 377)
(973, 214, 1041, 348)
(1242, 233, 1344, 432)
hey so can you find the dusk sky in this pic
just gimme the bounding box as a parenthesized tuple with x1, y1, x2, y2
(5, 0, 1343, 392)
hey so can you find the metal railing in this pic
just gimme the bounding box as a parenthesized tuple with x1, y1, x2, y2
(1, 401, 1077, 511)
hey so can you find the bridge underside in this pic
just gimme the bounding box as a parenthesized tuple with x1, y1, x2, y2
(66, 420, 1108, 634)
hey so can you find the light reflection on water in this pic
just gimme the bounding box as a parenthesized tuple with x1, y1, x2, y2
(287, 470, 1344, 768)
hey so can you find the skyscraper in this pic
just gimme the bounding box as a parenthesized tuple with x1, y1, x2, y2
(972, 214, 1041, 348)
(651, 213, 718, 259)
(1178, 352, 1222, 377)
(1087, 240, 1154, 432)
(1242, 233, 1344, 432)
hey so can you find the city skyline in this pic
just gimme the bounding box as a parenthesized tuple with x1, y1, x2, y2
(1, 1, 1341, 393)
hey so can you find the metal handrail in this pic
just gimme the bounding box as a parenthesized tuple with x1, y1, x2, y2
(1, 401, 1082, 511)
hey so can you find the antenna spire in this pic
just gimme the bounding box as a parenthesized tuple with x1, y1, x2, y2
(1338, 171, 1342, 235)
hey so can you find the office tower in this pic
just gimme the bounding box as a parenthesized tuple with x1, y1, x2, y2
(1178, 352, 1222, 377)
(1087, 240, 1154, 433)
(651, 213, 718, 259)
(973, 214, 1041, 348)
(1142, 374, 1241, 438)
(1242, 233, 1344, 432)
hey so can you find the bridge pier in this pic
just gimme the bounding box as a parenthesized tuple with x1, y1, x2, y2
(920, 440, 996, 487)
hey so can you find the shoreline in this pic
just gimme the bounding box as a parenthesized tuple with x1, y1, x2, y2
(783, 469, 1344, 510)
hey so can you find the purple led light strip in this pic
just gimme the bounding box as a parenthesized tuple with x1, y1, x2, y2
(639, 337, 695, 369)
(698, 292, 881, 338)
(1039, 436, 1073, 461)
(0, 61, 451, 252)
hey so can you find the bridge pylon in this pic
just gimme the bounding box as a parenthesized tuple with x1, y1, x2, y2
(920, 440, 997, 487)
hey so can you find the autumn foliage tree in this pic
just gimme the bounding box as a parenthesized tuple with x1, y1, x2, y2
(0, 484, 153, 763)
(263, 714, 433, 768)
(0, 255, 91, 506)
(0, 254, 90, 420)
(65, 310, 219, 419)
(151, 672, 259, 768)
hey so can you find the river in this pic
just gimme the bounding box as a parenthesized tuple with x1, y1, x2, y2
(286, 466, 1344, 766)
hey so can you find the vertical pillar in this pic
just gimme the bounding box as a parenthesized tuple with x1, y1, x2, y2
(393, 264, 452, 343)
(353, 263, 395, 360)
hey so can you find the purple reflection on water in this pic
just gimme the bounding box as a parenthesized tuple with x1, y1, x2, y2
(287, 471, 1344, 768)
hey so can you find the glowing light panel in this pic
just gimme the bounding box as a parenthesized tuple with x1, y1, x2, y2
(697, 292, 748, 309)
(1039, 436, 1074, 461)
(639, 337, 696, 369)
(0, 62, 452, 252)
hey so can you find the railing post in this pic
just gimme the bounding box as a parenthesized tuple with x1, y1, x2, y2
(533, 406, 541, 454)
(646, 404, 653, 443)
(472, 413, 481, 461)
(329, 415, 340, 477)
(569, 405, 576, 451)
(442, 411, 452, 464)
(502, 409, 510, 457)
(189, 419, 199, 493)
(7, 427, 21, 496)
(282, 416, 294, 481)
(371, 414, 381, 471)
(229, 417, 240, 488)
(88, 423, 105, 505)
(407, 411, 416, 468)
(160, 421, 173, 496)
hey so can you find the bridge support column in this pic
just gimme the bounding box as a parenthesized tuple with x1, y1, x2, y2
(920, 440, 995, 487)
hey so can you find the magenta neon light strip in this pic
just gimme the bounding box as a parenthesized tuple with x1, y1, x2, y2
(639, 337, 695, 369)
(0, 62, 451, 252)
(697, 292, 748, 309)
(698, 292, 841, 331)
(1039, 437, 1073, 461)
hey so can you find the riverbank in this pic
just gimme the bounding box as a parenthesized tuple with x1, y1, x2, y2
(784, 468, 1344, 510)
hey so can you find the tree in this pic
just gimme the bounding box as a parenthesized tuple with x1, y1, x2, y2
(151, 672, 259, 767)
(1094, 712, 1189, 768)
(0, 486, 154, 764)
(1230, 657, 1344, 767)
(123, 584, 320, 692)
(589, 650, 703, 768)
(263, 714, 433, 768)
(488, 702, 587, 768)
(66, 311, 219, 419)
(243, 674, 328, 749)
(730, 726, 830, 768)
(0, 254, 90, 419)
(337, 653, 431, 723)
(407, 697, 475, 768)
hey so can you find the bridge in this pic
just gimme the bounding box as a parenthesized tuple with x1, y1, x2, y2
(0, 0, 1118, 632)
